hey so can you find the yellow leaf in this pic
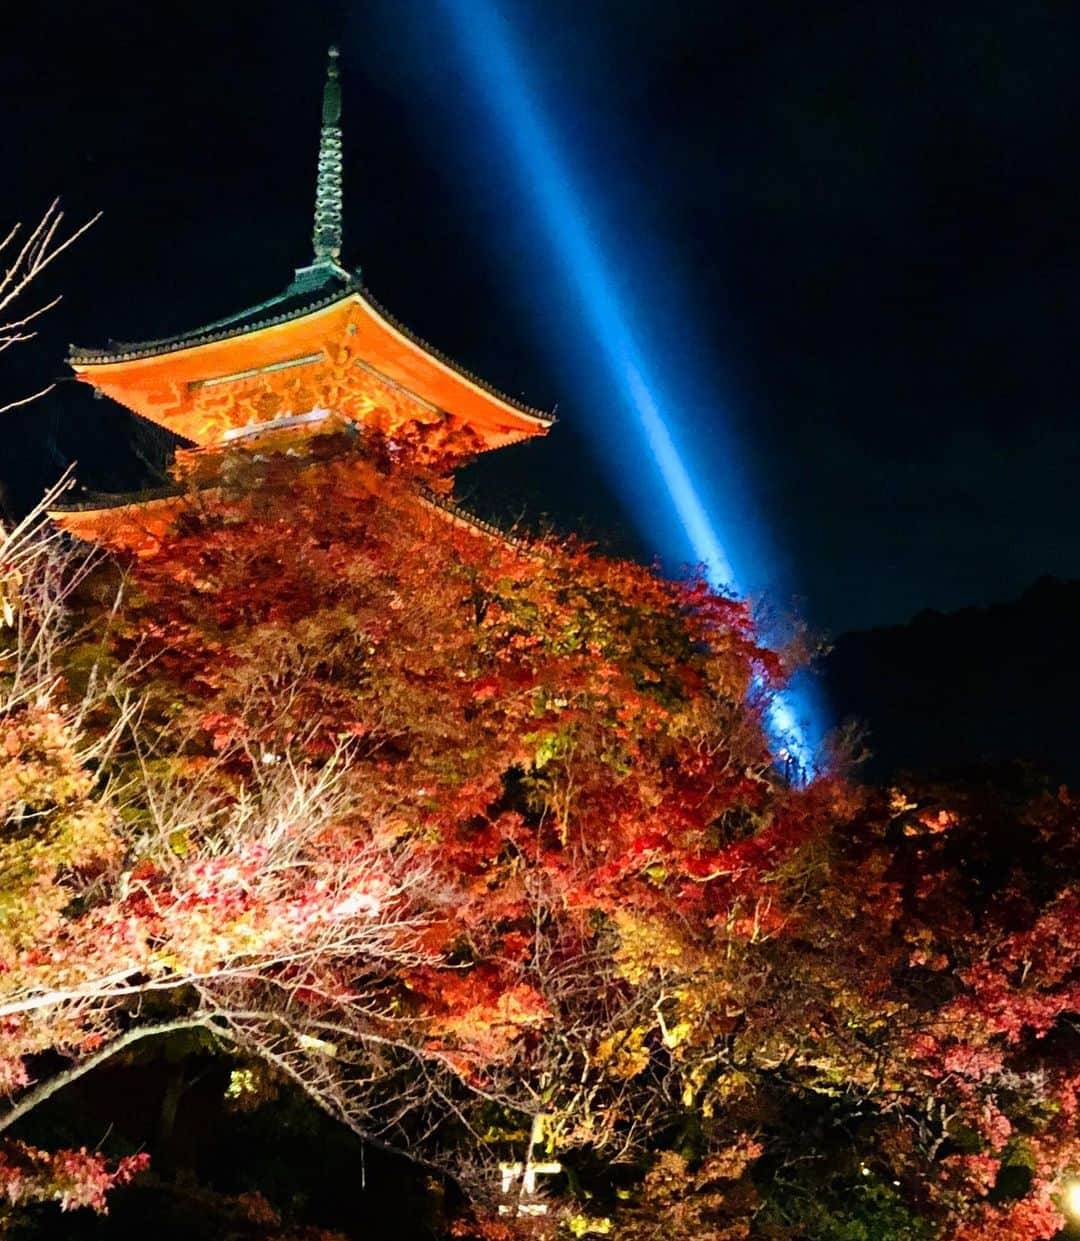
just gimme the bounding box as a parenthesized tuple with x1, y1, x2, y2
(593, 1027, 650, 1080)
(568, 1215, 612, 1237)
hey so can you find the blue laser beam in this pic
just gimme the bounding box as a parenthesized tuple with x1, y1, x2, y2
(429, 0, 821, 775)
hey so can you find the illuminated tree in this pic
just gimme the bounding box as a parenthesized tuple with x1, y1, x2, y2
(772, 776, 1080, 1241)
(0, 438, 816, 1220)
(4, 436, 1080, 1240)
(0, 475, 442, 1218)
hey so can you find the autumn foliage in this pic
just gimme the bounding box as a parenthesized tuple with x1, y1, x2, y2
(2, 436, 1079, 1238)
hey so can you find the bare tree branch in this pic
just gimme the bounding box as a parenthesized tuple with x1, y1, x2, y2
(0, 199, 99, 414)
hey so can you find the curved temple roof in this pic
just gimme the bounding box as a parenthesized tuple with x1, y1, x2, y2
(68, 268, 553, 455)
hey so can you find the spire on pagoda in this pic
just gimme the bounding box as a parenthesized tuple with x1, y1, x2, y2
(65, 43, 553, 467)
(312, 45, 344, 269)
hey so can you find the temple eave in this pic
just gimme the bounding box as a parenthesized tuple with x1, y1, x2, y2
(69, 286, 553, 433)
(49, 493, 185, 556)
(49, 472, 529, 558)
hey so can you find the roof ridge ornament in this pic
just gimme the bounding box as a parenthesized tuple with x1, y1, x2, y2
(312, 45, 345, 270)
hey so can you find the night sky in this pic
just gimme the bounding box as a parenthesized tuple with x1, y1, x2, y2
(2, 0, 1078, 638)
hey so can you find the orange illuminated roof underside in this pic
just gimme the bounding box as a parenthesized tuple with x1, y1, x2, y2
(52, 493, 185, 558)
(70, 287, 552, 458)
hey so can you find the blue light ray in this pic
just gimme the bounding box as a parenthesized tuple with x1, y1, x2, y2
(431, 0, 821, 776)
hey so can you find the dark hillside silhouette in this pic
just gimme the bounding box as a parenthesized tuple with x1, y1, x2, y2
(826, 576, 1080, 784)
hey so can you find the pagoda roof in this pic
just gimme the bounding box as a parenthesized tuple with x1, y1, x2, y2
(49, 455, 532, 559)
(68, 268, 551, 428)
(66, 267, 552, 456)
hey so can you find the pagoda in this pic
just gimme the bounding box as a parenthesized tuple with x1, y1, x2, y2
(55, 47, 552, 547)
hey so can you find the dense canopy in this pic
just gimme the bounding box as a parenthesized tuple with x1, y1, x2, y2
(1, 439, 1079, 1238)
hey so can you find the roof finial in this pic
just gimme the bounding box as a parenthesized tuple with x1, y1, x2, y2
(312, 45, 344, 265)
